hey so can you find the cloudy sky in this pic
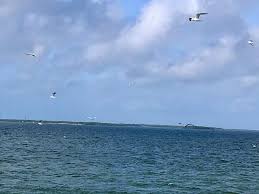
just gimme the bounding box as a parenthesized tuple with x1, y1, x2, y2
(1, 0, 259, 129)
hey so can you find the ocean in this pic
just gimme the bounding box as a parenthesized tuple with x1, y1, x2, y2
(0, 122, 258, 194)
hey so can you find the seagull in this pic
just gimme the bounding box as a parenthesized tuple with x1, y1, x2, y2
(248, 40, 255, 46)
(189, 13, 208, 22)
(38, 120, 43, 125)
(88, 116, 97, 121)
(25, 53, 37, 57)
(50, 92, 56, 99)
(252, 144, 256, 148)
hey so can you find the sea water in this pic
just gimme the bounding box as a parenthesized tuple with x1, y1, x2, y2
(0, 122, 258, 193)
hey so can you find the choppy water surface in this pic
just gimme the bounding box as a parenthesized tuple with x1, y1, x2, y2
(0, 122, 258, 194)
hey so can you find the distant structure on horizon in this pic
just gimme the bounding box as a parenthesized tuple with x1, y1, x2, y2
(184, 124, 195, 128)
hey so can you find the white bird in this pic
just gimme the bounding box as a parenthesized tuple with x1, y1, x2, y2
(248, 40, 255, 46)
(50, 92, 57, 99)
(25, 53, 37, 57)
(252, 144, 256, 148)
(38, 120, 43, 125)
(88, 117, 97, 121)
(189, 13, 208, 22)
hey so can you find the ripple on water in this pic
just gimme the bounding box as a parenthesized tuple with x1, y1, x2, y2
(0, 123, 258, 193)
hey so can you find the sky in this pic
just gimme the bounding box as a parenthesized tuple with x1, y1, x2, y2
(1, 0, 259, 129)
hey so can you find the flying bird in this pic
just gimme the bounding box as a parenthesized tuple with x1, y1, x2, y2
(248, 40, 255, 46)
(252, 144, 256, 148)
(25, 53, 37, 57)
(189, 13, 208, 22)
(88, 116, 97, 121)
(38, 120, 43, 125)
(50, 92, 57, 99)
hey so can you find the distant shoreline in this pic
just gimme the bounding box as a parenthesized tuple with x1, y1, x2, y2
(0, 119, 222, 130)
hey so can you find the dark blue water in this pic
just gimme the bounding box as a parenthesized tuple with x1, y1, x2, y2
(0, 122, 258, 194)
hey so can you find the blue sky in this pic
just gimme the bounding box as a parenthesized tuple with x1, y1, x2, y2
(1, 0, 259, 129)
(119, 0, 148, 19)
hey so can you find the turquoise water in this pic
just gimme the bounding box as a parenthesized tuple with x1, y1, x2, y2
(0, 122, 258, 193)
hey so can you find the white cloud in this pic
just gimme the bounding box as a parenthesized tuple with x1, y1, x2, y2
(168, 36, 237, 81)
(84, 0, 254, 85)
(0, 0, 259, 127)
(119, 0, 174, 50)
(85, 0, 202, 62)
